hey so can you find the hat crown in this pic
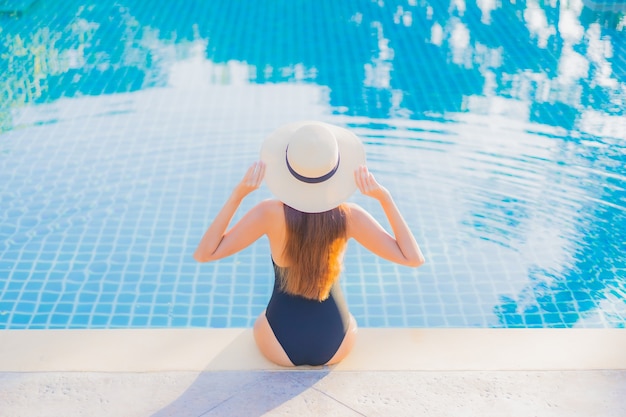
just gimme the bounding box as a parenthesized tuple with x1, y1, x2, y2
(260, 120, 365, 213)
(286, 125, 339, 179)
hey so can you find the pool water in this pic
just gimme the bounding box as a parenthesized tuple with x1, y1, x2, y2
(1, 0, 625, 329)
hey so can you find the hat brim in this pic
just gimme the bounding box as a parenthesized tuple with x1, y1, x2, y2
(260, 121, 366, 213)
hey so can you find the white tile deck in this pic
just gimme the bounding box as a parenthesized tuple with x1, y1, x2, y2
(1, 329, 625, 416)
(2, 370, 625, 417)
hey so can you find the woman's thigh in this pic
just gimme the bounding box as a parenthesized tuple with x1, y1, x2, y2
(326, 314, 358, 365)
(253, 310, 294, 367)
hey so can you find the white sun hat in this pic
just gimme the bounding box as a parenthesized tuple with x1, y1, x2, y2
(260, 121, 366, 213)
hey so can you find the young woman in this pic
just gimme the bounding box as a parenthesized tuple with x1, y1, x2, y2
(194, 121, 424, 366)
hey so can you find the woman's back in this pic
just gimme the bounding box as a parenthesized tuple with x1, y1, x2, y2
(277, 204, 347, 301)
(265, 258, 351, 366)
(194, 121, 424, 367)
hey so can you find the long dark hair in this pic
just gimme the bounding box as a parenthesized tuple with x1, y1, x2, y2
(279, 204, 348, 301)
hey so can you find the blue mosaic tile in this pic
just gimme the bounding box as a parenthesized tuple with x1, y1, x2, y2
(0, 0, 624, 330)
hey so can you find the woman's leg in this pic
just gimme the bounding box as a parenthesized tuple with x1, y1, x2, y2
(325, 314, 358, 365)
(253, 310, 294, 367)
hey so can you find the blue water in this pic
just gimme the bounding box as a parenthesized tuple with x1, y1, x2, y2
(1, 0, 625, 329)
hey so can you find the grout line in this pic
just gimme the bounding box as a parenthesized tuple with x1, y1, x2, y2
(312, 387, 369, 417)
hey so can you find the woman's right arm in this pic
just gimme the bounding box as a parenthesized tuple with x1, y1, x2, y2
(193, 161, 269, 263)
(347, 165, 425, 267)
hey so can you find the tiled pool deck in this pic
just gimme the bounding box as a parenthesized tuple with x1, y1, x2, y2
(1, 328, 625, 416)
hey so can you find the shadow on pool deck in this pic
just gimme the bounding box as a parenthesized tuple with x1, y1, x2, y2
(151, 330, 330, 416)
(152, 370, 332, 417)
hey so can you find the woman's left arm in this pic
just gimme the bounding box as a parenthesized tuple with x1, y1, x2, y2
(193, 161, 268, 262)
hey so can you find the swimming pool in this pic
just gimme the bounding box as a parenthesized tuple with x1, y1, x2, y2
(1, 0, 625, 329)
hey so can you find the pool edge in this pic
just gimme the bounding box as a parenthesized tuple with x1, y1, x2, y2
(1, 328, 624, 372)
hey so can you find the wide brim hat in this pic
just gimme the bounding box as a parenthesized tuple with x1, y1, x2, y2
(260, 121, 366, 213)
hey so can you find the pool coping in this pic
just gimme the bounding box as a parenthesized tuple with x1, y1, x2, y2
(1, 328, 624, 372)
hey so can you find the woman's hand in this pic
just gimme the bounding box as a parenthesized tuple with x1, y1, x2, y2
(233, 161, 265, 200)
(354, 165, 389, 202)
(350, 165, 425, 267)
(194, 161, 267, 263)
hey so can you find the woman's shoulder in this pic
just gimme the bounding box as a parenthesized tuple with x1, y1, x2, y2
(257, 198, 283, 210)
(254, 199, 284, 218)
(342, 202, 376, 235)
(342, 202, 367, 217)
(256, 200, 286, 247)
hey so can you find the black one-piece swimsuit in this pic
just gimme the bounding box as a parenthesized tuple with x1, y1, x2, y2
(265, 259, 350, 366)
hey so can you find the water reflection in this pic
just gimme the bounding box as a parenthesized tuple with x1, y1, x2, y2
(0, 0, 624, 328)
(2, 0, 624, 128)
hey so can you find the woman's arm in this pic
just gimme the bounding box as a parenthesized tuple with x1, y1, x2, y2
(348, 165, 425, 267)
(193, 161, 268, 263)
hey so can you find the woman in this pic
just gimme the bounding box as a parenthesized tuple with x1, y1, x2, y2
(194, 121, 424, 366)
